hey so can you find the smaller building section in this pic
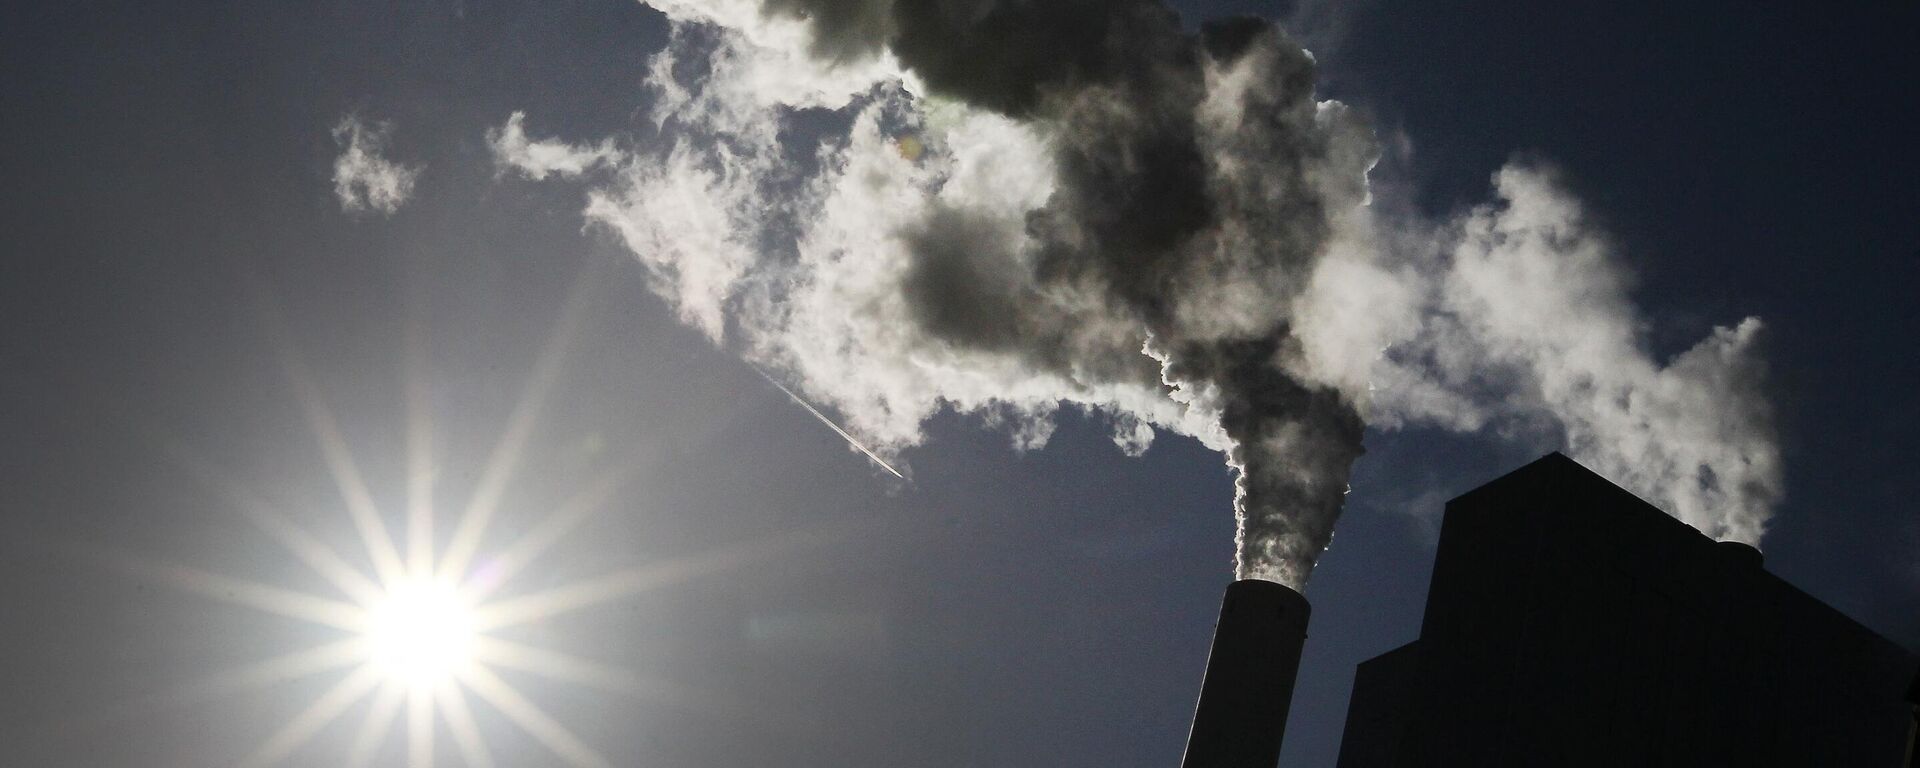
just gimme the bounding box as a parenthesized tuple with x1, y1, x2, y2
(1337, 453, 1918, 767)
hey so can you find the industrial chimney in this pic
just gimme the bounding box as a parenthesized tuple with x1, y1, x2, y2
(1181, 580, 1311, 768)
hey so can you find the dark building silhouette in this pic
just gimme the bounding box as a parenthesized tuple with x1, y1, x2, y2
(1336, 453, 1919, 767)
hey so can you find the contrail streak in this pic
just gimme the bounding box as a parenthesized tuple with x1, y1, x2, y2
(752, 366, 905, 480)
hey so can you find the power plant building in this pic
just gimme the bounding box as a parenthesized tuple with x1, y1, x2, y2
(1336, 453, 1919, 767)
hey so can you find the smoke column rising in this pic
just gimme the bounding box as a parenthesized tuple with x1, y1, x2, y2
(490, 0, 1782, 586)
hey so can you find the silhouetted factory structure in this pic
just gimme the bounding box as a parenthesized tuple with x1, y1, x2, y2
(1334, 453, 1919, 767)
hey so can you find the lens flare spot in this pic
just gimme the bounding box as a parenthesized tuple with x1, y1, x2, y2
(896, 134, 924, 162)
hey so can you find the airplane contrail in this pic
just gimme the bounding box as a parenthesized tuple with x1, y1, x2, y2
(751, 366, 906, 480)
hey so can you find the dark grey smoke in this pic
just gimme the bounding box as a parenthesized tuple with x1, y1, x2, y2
(1162, 336, 1365, 585)
(770, 0, 1189, 117)
(761, 1, 1373, 583)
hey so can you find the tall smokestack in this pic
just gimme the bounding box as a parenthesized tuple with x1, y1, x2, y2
(1182, 580, 1311, 768)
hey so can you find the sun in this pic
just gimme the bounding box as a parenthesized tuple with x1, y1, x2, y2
(107, 270, 835, 766)
(114, 270, 648, 768)
(365, 577, 477, 686)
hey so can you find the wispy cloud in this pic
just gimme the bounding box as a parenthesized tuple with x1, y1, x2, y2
(331, 114, 421, 215)
(487, 112, 622, 181)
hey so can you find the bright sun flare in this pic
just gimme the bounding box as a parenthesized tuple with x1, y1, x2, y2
(116, 271, 831, 766)
(116, 274, 657, 768)
(366, 579, 477, 685)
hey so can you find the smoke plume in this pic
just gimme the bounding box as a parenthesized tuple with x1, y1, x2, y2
(490, 0, 1781, 586)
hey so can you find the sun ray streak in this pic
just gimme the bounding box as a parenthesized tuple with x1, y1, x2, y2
(470, 637, 644, 694)
(469, 636, 819, 736)
(61, 639, 366, 737)
(194, 639, 370, 699)
(344, 682, 406, 768)
(437, 679, 496, 768)
(107, 552, 368, 632)
(471, 531, 844, 632)
(408, 685, 434, 768)
(246, 278, 407, 586)
(460, 663, 612, 768)
(281, 347, 409, 588)
(164, 442, 385, 606)
(404, 287, 435, 579)
(465, 458, 645, 600)
(236, 663, 384, 768)
(439, 259, 603, 583)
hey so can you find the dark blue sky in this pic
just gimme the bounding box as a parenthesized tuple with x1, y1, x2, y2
(2, 1, 1914, 766)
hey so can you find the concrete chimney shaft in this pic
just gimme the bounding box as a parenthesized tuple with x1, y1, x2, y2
(1180, 580, 1311, 768)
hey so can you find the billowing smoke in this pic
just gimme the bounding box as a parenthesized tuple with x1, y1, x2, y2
(489, 0, 1782, 586)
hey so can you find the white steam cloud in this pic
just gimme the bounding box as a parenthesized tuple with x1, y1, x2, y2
(1352, 165, 1781, 543)
(332, 114, 421, 215)
(492, 2, 1781, 585)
